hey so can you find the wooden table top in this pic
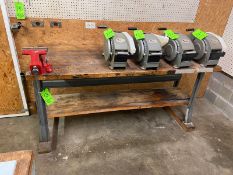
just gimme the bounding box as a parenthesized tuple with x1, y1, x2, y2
(25, 47, 221, 81)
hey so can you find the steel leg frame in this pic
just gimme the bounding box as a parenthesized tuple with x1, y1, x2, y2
(184, 72, 205, 126)
(34, 74, 182, 152)
(33, 76, 50, 142)
(33, 73, 204, 151)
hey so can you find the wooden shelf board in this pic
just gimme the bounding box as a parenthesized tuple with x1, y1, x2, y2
(47, 88, 189, 118)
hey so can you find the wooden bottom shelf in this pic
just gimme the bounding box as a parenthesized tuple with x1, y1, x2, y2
(47, 88, 189, 118)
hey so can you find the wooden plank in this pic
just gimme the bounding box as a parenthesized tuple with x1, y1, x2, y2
(0, 0, 230, 114)
(195, 0, 233, 35)
(0, 150, 33, 175)
(47, 88, 189, 118)
(24, 47, 215, 80)
(25, 48, 176, 80)
(0, 9, 23, 115)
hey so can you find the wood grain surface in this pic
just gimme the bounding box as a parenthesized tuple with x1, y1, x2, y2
(26, 48, 221, 80)
(0, 150, 33, 175)
(47, 88, 189, 118)
(0, 10, 23, 114)
(25, 47, 177, 80)
(1, 0, 232, 114)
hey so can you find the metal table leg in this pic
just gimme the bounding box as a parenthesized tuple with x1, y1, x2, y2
(33, 75, 50, 143)
(184, 72, 205, 127)
(51, 117, 59, 150)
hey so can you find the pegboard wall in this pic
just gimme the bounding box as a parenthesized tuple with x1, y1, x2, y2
(7, 0, 200, 22)
(219, 8, 233, 76)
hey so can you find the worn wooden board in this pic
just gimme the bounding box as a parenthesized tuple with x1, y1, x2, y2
(0, 0, 232, 113)
(195, 0, 233, 35)
(24, 79, 175, 114)
(0, 9, 23, 114)
(47, 88, 189, 118)
(0, 150, 33, 175)
(22, 47, 207, 110)
(22, 47, 219, 112)
(25, 48, 177, 80)
(23, 47, 220, 101)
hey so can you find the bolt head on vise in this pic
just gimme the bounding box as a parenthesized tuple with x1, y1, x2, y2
(31, 66, 39, 75)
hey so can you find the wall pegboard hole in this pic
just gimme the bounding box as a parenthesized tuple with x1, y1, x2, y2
(7, 0, 200, 23)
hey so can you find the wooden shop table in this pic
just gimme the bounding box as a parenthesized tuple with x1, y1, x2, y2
(25, 47, 221, 153)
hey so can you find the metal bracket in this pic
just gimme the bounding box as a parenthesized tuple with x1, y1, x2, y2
(183, 122, 195, 129)
(50, 21, 62, 28)
(11, 22, 22, 32)
(97, 24, 108, 29)
(32, 21, 44, 27)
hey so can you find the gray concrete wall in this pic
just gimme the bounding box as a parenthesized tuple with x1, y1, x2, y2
(205, 72, 233, 121)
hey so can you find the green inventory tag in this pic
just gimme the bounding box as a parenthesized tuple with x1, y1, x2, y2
(104, 28, 115, 39)
(134, 30, 145, 40)
(192, 29, 208, 40)
(41, 88, 55, 106)
(14, 2, 26, 20)
(164, 29, 179, 40)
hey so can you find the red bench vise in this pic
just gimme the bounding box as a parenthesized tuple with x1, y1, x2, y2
(22, 47, 53, 75)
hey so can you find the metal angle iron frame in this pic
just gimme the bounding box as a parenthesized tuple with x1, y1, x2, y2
(32, 72, 205, 152)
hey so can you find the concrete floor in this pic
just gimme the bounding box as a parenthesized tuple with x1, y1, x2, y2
(0, 98, 233, 175)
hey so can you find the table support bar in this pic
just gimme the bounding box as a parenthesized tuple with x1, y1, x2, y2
(42, 74, 182, 88)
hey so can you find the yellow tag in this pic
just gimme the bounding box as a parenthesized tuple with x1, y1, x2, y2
(192, 29, 208, 40)
(164, 29, 179, 40)
(14, 2, 26, 20)
(41, 88, 55, 106)
(134, 30, 145, 40)
(104, 28, 115, 39)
